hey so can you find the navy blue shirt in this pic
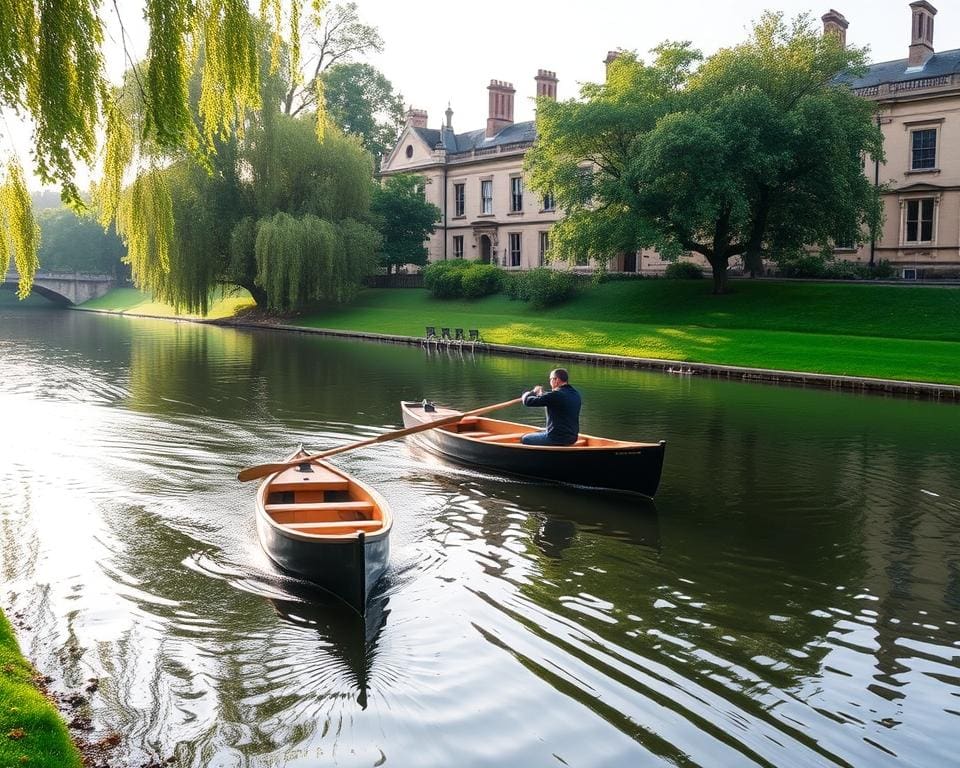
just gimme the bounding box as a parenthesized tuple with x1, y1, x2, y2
(521, 384, 581, 444)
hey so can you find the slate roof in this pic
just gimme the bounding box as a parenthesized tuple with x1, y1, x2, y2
(412, 120, 537, 154)
(842, 47, 960, 88)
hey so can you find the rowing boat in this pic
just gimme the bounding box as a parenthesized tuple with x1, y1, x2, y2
(400, 401, 666, 497)
(255, 448, 392, 612)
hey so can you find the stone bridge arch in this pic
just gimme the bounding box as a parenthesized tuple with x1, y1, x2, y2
(2, 270, 115, 305)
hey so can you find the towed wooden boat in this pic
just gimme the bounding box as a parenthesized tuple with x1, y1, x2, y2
(401, 401, 666, 497)
(256, 448, 392, 613)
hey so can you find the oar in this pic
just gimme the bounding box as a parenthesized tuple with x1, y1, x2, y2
(237, 397, 523, 482)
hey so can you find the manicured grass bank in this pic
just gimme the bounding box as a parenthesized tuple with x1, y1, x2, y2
(0, 612, 82, 767)
(80, 286, 255, 319)
(74, 279, 960, 385)
(293, 281, 960, 385)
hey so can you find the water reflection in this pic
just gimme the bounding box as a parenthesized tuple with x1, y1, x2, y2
(3, 306, 960, 767)
(268, 592, 389, 711)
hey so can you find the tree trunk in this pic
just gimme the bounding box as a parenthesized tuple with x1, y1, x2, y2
(710, 207, 733, 294)
(237, 280, 268, 308)
(744, 187, 770, 278)
(708, 256, 729, 294)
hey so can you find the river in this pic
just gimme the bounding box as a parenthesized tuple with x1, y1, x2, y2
(1, 303, 959, 767)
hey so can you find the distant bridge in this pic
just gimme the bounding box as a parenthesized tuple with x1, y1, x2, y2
(2, 270, 115, 305)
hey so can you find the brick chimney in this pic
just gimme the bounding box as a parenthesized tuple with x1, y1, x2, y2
(535, 69, 558, 100)
(908, 1, 937, 68)
(821, 9, 849, 47)
(486, 80, 515, 137)
(405, 108, 428, 129)
(604, 50, 623, 81)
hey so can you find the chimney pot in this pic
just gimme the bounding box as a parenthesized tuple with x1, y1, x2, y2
(535, 68, 559, 100)
(908, 1, 937, 68)
(821, 9, 849, 48)
(405, 108, 428, 129)
(486, 79, 516, 137)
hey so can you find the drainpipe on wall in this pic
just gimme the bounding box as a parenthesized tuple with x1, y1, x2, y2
(870, 113, 880, 268)
(443, 166, 448, 260)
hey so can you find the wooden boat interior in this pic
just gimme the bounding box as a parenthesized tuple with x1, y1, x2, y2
(265, 461, 385, 536)
(437, 415, 624, 448)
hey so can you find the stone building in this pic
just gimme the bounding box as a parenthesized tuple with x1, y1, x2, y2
(381, 1, 959, 278)
(838, 1, 960, 278)
(379, 74, 562, 272)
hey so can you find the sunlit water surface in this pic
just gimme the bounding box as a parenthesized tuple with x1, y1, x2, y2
(1, 303, 959, 767)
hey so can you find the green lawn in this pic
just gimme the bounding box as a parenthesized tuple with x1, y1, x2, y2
(79, 287, 255, 319)
(293, 281, 960, 385)
(75, 279, 960, 385)
(0, 612, 82, 768)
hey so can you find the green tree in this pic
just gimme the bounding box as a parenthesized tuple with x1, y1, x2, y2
(371, 174, 440, 276)
(323, 62, 404, 165)
(0, 1, 316, 297)
(282, 1, 383, 117)
(37, 207, 126, 276)
(527, 13, 883, 295)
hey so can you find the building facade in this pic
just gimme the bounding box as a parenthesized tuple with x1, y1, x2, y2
(381, 1, 959, 279)
(839, 1, 960, 278)
(379, 75, 563, 272)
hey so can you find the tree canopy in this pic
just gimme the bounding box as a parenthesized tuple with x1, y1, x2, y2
(282, 1, 383, 117)
(370, 175, 440, 275)
(37, 207, 126, 276)
(0, 0, 325, 298)
(526, 13, 884, 294)
(323, 62, 405, 166)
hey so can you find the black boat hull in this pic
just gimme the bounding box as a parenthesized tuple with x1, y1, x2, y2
(402, 401, 665, 497)
(256, 516, 390, 613)
(255, 450, 391, 614)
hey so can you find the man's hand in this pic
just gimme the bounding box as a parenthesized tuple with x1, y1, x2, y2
(533, 385, 543, 396)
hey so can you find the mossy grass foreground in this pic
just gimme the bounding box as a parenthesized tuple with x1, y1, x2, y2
(0, 611, 82, 767)
(76, 279, 960, 386)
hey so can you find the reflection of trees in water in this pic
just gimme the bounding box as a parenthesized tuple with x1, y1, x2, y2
(127, 324, 254, 415)
(90, 504, 391, 765)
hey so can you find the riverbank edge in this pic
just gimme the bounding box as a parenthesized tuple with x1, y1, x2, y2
(209, 314, 959, 402)
(72, 306, 960, 401)
(0, 610, 83, 767)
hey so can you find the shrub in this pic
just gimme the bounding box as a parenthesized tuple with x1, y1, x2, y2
(460, 264, 503, 298)
(775, 254, 827, 278)
(821, 259, 864, 280)
(871, 260, 895, 279)
(501, 271, 523, 300)
(517, 268, 578, 309)
(664, 261, 704, 279)
(424, 259, 471, 298)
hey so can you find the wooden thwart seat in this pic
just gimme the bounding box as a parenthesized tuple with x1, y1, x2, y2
(477, 432, 529, 443)
(265, 501, 375, 514)
(290, 520, 383, 532)
(476, 433, 589, 446)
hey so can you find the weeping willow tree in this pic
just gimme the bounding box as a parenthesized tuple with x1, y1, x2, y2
(0, 0, 328, 295)
(254, 212, 378, 311)
(139, 77, 379, 314)
(0, 162, 40, 297)
(225, 117, 379, 312)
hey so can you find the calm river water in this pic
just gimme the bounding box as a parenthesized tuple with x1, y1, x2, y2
(1, 303, 959, 768)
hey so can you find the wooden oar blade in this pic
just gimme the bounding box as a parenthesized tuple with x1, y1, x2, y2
(237, 462, 291, 482)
